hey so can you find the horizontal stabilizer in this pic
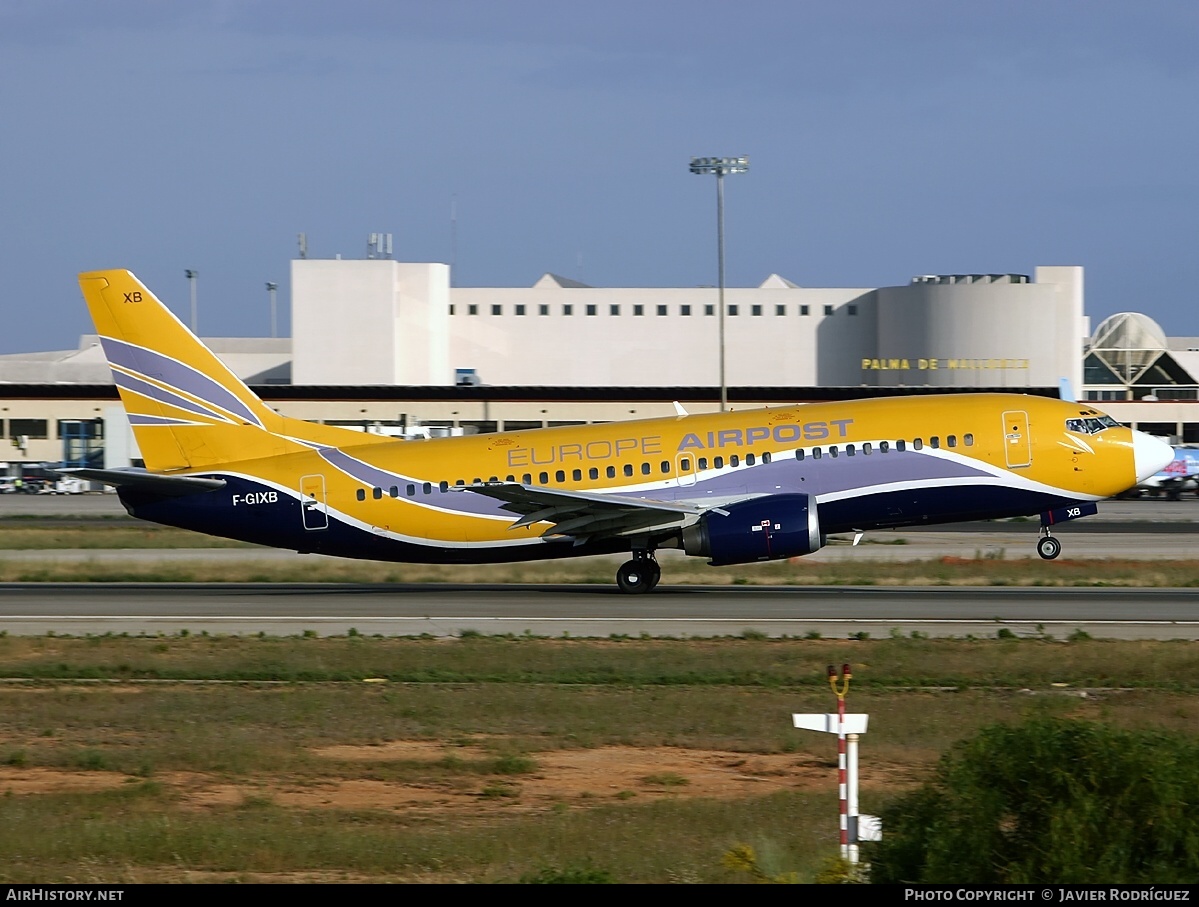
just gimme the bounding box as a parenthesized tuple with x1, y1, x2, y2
(56, 468, 226, 497)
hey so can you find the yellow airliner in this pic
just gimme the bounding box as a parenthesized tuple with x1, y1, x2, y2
(70, 269, 1172, 593)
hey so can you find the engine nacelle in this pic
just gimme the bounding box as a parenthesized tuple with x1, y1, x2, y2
(682, 493, 823, 566)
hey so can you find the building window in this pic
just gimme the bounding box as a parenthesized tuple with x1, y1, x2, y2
(728, 305, 739, 316)
(824, 305, 834, 315)
(751, 305, 762, 316)
(775, 305, 786, 316)
(539, 304, 549, 315)
(848, 304, 858, 316)
(681, 305, 691, 316)
(657, 305, 667, 316)
(800, 305, 809, 316)
(633, 305, 644, 316)
(587, 304, 597, 316)
(448, 304, 455, 315)
(562, 304, 573, 315)
(468, 304, 478, 315)
(610, 304, 620, 316)
(705, 304, 715, 316)
(491, 305, 502, 316)
(515, 304, 526, 316)
(10, 419, 48, 440)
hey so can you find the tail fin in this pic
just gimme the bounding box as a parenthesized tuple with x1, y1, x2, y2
(79, 270, 382, 471)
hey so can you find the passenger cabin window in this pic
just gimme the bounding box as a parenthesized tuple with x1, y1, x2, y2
(746, 453, 755, 466)
(929, 436, 940, 449)
(762, 452, 772, 464)
(439, 481, 449, 492)
(680, 458, 691, 471)
(624, 464, 633, 477)
(795, 449, 805, 461)
(862, 443, 872, 455)
(846, 445, 855, 457)
(947, 435, 957, 448)
(964, 434, 974, 446)
(589, 467, 599, 480)
(879, 441, 889, 452)
(522, 474, 532, 484)
(606, 466, 616, 478)
(698, 457, 709, 470)
(372, 487, 382, 499)
(730, 454, 740, 467)
(912, 439, 923, 450)
(812, 448, 822, 460)
(896, 440, 906, 452)
(641, 463, 651, 475)
(539, 472, 549, 484)
(829, 446, 839, 458)
(660, 461, 669, 473)
(356, 489, 366, 501)
(423, 482, 432, 494)
(714, 456, 724, 469)
(555, 470, 566, 483)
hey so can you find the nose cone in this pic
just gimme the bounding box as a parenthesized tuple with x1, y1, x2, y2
(1132, 431, 1175, 483)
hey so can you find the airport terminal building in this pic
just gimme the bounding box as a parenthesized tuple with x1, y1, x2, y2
(0, 258, 1196, 471)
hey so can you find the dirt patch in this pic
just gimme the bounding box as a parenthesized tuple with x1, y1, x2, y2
(0, 767, 131, 795)
(0, 742, 915, 815)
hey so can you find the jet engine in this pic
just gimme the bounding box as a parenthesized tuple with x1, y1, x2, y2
(682, 493, 823, 566)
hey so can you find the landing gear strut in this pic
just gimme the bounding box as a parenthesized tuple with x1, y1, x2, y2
(1036, 529, 1062, 560)
(616, 551, 660, 594)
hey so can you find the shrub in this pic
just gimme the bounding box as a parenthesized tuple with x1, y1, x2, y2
(870, 718, 1199, 884)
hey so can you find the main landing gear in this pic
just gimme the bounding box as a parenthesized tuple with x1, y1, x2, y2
(1036, 528, 1062, 560)
(616, 551, 661, 594)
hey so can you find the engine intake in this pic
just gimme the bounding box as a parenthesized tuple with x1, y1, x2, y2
(682, 493, 823, 566)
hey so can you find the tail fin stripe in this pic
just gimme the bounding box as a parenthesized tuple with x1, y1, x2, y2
(128, 414, 216, 427)
(100, 337, 264, 428)
(111, 369, 235, 423)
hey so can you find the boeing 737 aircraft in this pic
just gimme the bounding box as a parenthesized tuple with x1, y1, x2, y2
(69, 270, 1174, 593)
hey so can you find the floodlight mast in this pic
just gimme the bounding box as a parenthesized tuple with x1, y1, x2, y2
(265, 282, 278, 338)
(184, 270, 198, 333)
(689, 156, 749, 412)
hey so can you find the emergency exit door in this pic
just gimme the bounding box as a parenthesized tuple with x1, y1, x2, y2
(300, 474, 328, 530)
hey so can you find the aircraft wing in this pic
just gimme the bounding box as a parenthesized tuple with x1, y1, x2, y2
(56, 468, 227, 496)
(457, 483, 709, 543)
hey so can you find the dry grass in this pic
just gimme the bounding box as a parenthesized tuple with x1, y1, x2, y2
(0, 636, 1198, 881)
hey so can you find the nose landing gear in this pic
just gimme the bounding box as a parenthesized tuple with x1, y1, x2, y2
(1036, 529, 1062, 560)
(616, 551, 661, 594)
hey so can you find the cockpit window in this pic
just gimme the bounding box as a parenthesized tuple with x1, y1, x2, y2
(1066, 415, 1121, 434)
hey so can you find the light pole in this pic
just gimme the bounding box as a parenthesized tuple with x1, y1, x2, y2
(265, 282, 278, 338)
(690, 155, 749, 412)
(184, 269, 198, 334)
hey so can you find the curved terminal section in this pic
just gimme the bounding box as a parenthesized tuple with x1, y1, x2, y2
(1132, 431, 1175, 484)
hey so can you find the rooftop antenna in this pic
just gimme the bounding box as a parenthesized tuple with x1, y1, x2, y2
(297, 233, 307, 260)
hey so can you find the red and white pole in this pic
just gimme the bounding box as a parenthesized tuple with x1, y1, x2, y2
(828, 663, 853, 862)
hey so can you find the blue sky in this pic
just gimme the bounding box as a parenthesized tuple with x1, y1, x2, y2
(1, 0, 1197, 353)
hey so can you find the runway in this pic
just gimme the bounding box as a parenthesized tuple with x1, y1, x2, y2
(3, 582, 1199, 640)
(0, 496, 1196, 640)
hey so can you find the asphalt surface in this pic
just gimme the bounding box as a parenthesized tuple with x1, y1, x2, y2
(2, 582, 1198, 640)
(0, 494, 1195, 639)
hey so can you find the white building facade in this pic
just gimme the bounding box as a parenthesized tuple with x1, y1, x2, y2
(291, 260, 1086, 392)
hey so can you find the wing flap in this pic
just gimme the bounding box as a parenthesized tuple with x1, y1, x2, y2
(457, 483, 702, 541)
